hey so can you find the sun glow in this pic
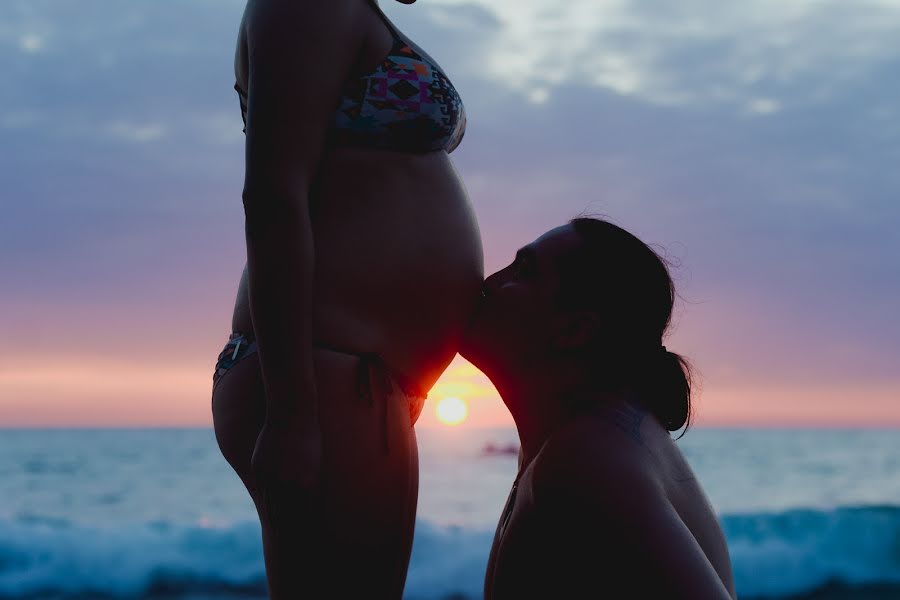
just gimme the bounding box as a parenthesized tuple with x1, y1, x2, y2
(435, 397, 469, 426)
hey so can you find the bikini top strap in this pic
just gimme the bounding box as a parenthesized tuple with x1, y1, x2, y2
(366, 0, 402, 40)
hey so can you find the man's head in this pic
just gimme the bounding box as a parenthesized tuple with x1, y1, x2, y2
(461, 217, 692, 432)
(461, 224, 579, 371)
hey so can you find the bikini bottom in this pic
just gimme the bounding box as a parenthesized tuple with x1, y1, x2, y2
(212, 332, 427, 452)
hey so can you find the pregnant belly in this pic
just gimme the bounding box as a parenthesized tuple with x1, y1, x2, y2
(232, 147, 484, 390)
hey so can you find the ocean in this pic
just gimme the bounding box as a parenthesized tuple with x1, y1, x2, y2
(1, 428, 898, 599)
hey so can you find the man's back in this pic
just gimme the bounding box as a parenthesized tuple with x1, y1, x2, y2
(484, 401, 736, 600)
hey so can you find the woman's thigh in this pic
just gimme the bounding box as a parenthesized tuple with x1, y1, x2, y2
(211, 347, 419, 594)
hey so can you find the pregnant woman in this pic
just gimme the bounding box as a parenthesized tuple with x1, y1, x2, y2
(211, 0, 483, 597)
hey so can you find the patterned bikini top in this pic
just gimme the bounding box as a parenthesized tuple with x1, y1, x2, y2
(331, 0, 466, 153)
(235, 0, 467, 154)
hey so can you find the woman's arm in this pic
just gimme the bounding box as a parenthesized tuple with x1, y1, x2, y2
(240, 2, 365, 596)
(241, 0, 363, 488)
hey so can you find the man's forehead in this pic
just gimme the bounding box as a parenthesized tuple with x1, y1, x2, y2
(528, 224, 581, 261)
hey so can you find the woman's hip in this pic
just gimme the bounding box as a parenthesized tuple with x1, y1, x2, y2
(211, 334, 423, 520)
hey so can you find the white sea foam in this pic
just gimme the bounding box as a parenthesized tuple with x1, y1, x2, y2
(1, 507, 899, 599)
(725, 505, 900, 598)
(2, 428, 898, 598)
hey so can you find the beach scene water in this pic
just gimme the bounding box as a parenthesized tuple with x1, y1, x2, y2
(4, 0, 900, 598)
(2, 427, 898, 599)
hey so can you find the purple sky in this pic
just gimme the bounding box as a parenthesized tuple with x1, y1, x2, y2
(2, 0, 899, 426)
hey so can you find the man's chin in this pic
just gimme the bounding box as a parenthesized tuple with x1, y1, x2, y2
(459, 333, 501, 378)
(458, 330, 486, 367)
(460, 300, 498, 368)
(458, 334, 477, 363)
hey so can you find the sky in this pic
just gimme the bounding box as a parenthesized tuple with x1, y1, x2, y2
(2, 0, 898, 428)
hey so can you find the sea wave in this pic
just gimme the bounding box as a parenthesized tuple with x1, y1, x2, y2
(0, 506, 898, 599)
(724, 505, 900, 598)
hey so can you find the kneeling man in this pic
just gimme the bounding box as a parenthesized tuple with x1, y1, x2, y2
(461, 218, 736, 600)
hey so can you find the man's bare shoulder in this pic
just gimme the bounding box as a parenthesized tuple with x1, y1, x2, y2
(530, 401, 664, 510)
(524, 404, 735, 599)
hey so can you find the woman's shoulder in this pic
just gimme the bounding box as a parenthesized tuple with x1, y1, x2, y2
(235, 0, 367, 94)
(236, 0, 367, 62)
(242, 0, 364, 32)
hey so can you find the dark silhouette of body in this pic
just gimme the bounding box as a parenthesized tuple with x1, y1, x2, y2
(461, 220, 736, 599)
(211, 0, 482, 597)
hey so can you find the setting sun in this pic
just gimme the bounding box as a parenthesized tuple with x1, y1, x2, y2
(435, 397, 469, 426)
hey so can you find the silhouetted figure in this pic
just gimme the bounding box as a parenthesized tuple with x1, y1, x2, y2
(461, 218, 736, 599)
(211, 0, 481, 597)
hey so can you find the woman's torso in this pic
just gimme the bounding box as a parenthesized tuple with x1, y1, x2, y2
(230, 0, 484, 390)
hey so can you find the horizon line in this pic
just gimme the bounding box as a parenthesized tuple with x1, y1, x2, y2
(1, 423, 898, 431)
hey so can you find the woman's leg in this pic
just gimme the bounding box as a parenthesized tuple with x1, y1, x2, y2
(212, 346, 419, 598)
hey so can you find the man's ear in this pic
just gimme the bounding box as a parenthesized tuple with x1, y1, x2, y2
(551, 311, 601, 351)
